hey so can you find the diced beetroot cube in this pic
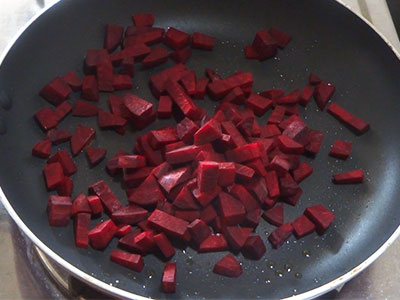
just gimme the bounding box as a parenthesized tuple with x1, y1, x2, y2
(277, 90, 300, 105)
(157, 95, 173, 119)
(194, 77, 210, 99)
(252, 30, 278, 60)
(197, 161, 219, 192)
(299, 85, 314, 106)
(63, 71, 82, 92)
(176, 117, 199, 143)
(267, 106, 285, 124)
(193, 119, 222, 145)
(149, 127, 178, 149)
(116, 155, 146, 169)
(314, 81, 336, 110)
(150, 162, 172, 179)
(47, 129, 72, 145)
(328, 103, 370, 134)
(244, 45, 261, 59)
(192, 186, 221, 207)
(32, 139, 51, 158)
(192, 32, 215, 50)
(132, 13, 154, 26)
(123, 43, 152, 61)
(188, 219, 211, 246)
(154, 233, 175, 259)
(129, 175, 165, 207)
(277, 136, 304, 154)
(205, 68, 222, 82)
(149, 64, 188, 98)
(218, 162, 236, 186)
(279, 115, 302, 131)
(85, 49, 109, 70)
(282, 120, 308, 144)
(234, 163, 255, 182)
(81, 75, 99, 102)
(98, 110, 127, 128)
(292, 162, 313, 183)
(242, 235, 266, 260)
(221, 121, 247, 147)
(53, 101, 72, 123)
(230, 184, 259, 212)
(87, 195, 103, 215)
(225, 142, 261, 163)
(74, 213, 91, 248)
(104, 23, 123, 51)
(142, 47, 170, 68)
(124, 29, 165, 47)
(260, 89, 285, 99)
(71, 193, 91, 216)
(123, 93, 153, 118)
(174, 210, 201, 222)
(47, 195, 72, 227)
(329, 140, 352, 159)
(119, 56, 134, 77)
(118, 229, 146, 254)
(260, 124, 281, 138)
(147, 209, 190, 241)
(224, 226, 253, 250)
(89, 180, 123, 214)
(304, 129, 324, 155)
(236, 116, 254, 138)
(243, 208, 261, 228)
(137, 134, 163, 165)
(43, 162, 64, 190)
(96, 61, 114, 92)
(213, 254, 242, 277)
(309, 73, 322, 85)
(246, 158, 267, 177)
(162, 263, 177, 293)
(70, 124, 96, 156)
(180, 71, 197, 95)
(265, 170, 280, 198)
(200, 205, 217, 224)
(268, 223, 293, 248)
(304, 204, 335, 234)
(165, 145, 201, 164)
(110, 50, 125, 66)
(244, 177, 268, 204)
(111, 205, 148, 224)
(292, 215, 315, 238)
(268, 27, 291, 48)
(208, 72, 253, 100)
(40, 76, 72, 106)
(165, 27, 191, 50)
(263, 203, 284, 226)
(72, 99, 99, 117)
(110, 249, 144, 272)
(222, 87, 245, 104)
(35, 107, 57, 131)
(85, 146, 107, 167)
(173, 186, 200, 210)
(156, 199, 175, 216)
(106, 150, 129, 176)
(218, 192, 245, 225)
(268, 156, 290, 175)
(198, 234, 228, 252)
(171, 47, 192, 63)
(263, 197, 277, 209)
(134, 231, 155, 253)
(56, 176, 73, 196)
(158, 166, 191, 193)
(333, 169, 364, 184)
(89, 219, 118, 249)
(279, 173, 299, 197)
(115, 225, 132, 237)
(113, 74, 133, 90)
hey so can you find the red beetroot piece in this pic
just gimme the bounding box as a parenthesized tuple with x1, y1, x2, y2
(85, 49, 109, 69)
(110, 250, 144, 272)
(328, 103, 370, 134)
(173, 186, 200, 210)
(242, 235, 266, 260)
(115, 225, 132, 237)
(174, 210, 201, 222)
(157, 95, 173, 119)
(124, 29, 164, 47)
(134, 231, 155, 253)
(171, 48, 192, 63)
(235, 163, 255, 182)
(243, 208, 261, 228)
(304, 130, 324, 156)
(314, 81, 336, 110)
(43, 162, 64, 190)
(218, 192, 246, 225)
(149, 127, 178, 149)
(213, 254, 242, 277)
(230, 184, 259, 212)
(180, 71, 197, 95)
(194, 119, 222, 145)
(104, 23, 123, 51)
(268, 106, 286, 124)
(279, 173, 299, 197)
(329, 140, 352, 159)
(277, 90, 300, 105)
(292, 162, 313, 183)
(304, 205, 335, 234)
(32, 139, 51, 158)
(123, 93, 153, 118)
(188, 219, 211, 246)
(116, 155, 146, 169)
(263, 204, 284, 226)
(205, 69, 222, 82)
(96, 60, 114, 92)
(106, 150, 129, 176)
(111, 205, 148, 225)
(149, 63, 188, 98)
(88, 219, 118, 249)
(176, 117, 199, 143)
(142, 47, 170, 68)
(252, 30, 278, 60)
(147, 209, 190, 241)
(71, 194, 91, 216)
(268, 156, 290, 176)
(225, 142, 261, 163)
(87, 195, 103, 215)
(47, 195, 72, 227)
(192, 32, 215, 50)
(113, 74, 133, 90)
(162, 263, 177, 293)
(246, 93, 273, 116)
(224, 226, 253, 250)
(200, 205, 217, 224)
(164, 27, 191, 50)
(154, 233, 175, 259)
(56, 176, 73, 196)
(119, 56, 134, 77)
(309, 73, 322, 85)
(261, 124, 281, 138)
(218, 162, 236, 186)
(118, 229, 146, 254)
(70, 125, 96, 156)
(40, 76, 72, 106)
(299, 85, 314, 106)
(292, 215, 316, 238)
(268, 27, 291, 48)
(74, 213, 91, 248)
(63, 71, 81, 92)
(165, 145, 201, 164)
(192, 186, 221, 207)
(244, 45, 261, 59)
(333, 169, 364, 184)
(89, 180, 123, 214)
(282, 118, 308, 143)
(198, 234, 228, 252)
(260, 89, 285, 99)
(207, 72, 253, 100)
(277, 135, 304, 154)
(35, 107, 57, 131)
(158, 166, 191, 193)
(85, 147, 107, 167)
(132, 13, 154, 26)
(197, 161, 219, 192)
(53, 101, 72, 123)
(47, 129, 71, 145)
(129, 175, 165, 208)
(81, 75, 99, 102)
(223, 87, 246, 104)
(136, 134, 163, 165)
(268, 223, 293, 248)
(221, 121, 247, 148)
(194, 77, 209, 99)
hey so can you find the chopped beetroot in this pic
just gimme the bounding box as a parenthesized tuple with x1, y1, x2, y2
(192, 186, 221, 207)
(174, 210, 201, 222)
(304, 205, 335, 234)
(125, 26, 163, 37)
(263, 197, 277, 209)
(277, 135, 304, 154)
(299, 85, 314, 106)
(333, 169, 364, 184)
(268, 27, 291, 48)
(279, 173, 299, 197)
(63, 71, 82, 92)
(222, 87, 246, 105)
(205, 69, 222, 82)
(165, 27, 191, 50)
(244, 45, 261, 59)
(282, 119, 308, 144)
(150, 127, 178, 149)
(137, 134, 163, 165)
(252, 30, 278, 60)
(123, 93, 153, 118)
(106, 150, 129, 176)
(165, 145, 201, 164)
(246, 93, 273, 117)
(329, 140, 352, 159)
(176, 117, 199, 143)
(71, 193, 91, 216)
(277, 90, 300, 105)
(108, 94, 131, 119)
(314, 81, 336, 110)
(56, 176, 73, 196)
(268, 223, 293, 248)
(224, 226, 253, 250)
(116, 155, 146, 169)
(261, 124, 281, 138)
(284, 186, 303, 206)
(268, 106, 285, 124)
(234, 163, 255, 182)
(87, 195, 103, 214)
(147, 209, 190, 241)
(149, 63, 188, 98)
(197, 161, 219, 192)
(244, 177, 268, 204)
(180, 71, 197, 95)
(142, 47, 170, 68)
(292, 215, 315, 238)
(151, 162, 172, 179)
(43, 162, 64, 190)
(158, 166, 191, 193)
(47, 195, 71, 226)
(218, 162, 236, 186)
(81, 75, 99, 102)
(230, 184, 259, 212)
(32, 139, 51, 158)
(194, 77, 210, 99)
(243, 208, 261, 227)
(213, 254, 242, 277)
(89, 180, 123, 214)
(188, 219, 211, 246)
(89, 219, 118, 249)
(198, 234, 228, 252)
(104, 23, 123, 51)
(242, 235, 266, 260)
(192, 32, 215, 50)
(132, 13, 154, 26)
(200, 205, 217, 224)
(110, 249, 144, 272)
(157, 95, 173, 119)
(115, 225, 132, 237)
(124, 44, 151, 61)
(265, 170, 280, 198)
(74, 213, 91, 248)
(218, 192, 245, 225)
(162, 263, 177, 293)
(118, 229, 146, 254)
(208, 72, 253, 100)
(53, 101, 72, 123)
(113, 74, 133, 90)
(40, 76, 72, 106)
(225, 142, 261, 163)
(96, 61, 114, 92)
(124, 29, 164, 47)
(171, 47, 192, 63)
(35, 107, 57, 131)
(263, 204, 284, 226)
(193, 119, 222, 145)
(98, 110, 127, 128)
(304, 130, 324, 156)
(134, 231, 155, 253)
(154, 233, 175, 259)
(221, 121, 247, 147)
(309, 73, 322, 85)
(70, 124, 96, 156)
(268, 156, 290, 176)
(129, 175, 165, 207)
(111, 205, 148, 224)
(85, 146, 107, 167)
(85, 49, 109, 70)
(328, 103, 370, 134)
(120, 56, 134, 77)
(173, 186, 200, 210)
(47, 129, 71, 145)
(292, 162, 313, 183)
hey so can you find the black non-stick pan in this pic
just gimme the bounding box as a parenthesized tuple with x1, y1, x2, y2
(1, 0, 400, 299)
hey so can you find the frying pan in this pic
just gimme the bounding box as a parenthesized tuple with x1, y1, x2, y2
(1, 0, 400, 299)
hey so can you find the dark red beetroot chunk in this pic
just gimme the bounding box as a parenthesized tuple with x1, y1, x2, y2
(282, 120, 308, 145)
(162, 263, 177, 293)
(309, 73, 322, 85)
(165, 27, 191, 50)
(194, 77, 210, 99)
(74, 213, 91, 248)
(268, 156, 290, 176)
(165, 145, 200, 164)
(171, 48, 192, 63)
(328, 103, 370, 134)
(115, 225, 132, 237)
(56, 176, 73, 197)
(43, 162, 64, 190)
(242, 235, 266, 260)
(223, 87, 246, 105)
(207, 72, 253, 100)
(279, 173, 299, 197)
(244, 45, 261, 60)
(87, 195, 103, 215)
(230, 184, 259, 212)
(85, 146, 107, 167)
(329, 140, 352, 159)
(113, 74, 133, 90)
(277, 90, 300, 105)
(97, 60, 114, 92)
(123, 44, 151, 61)
(111, 205, 148, 224)
(180, 71, 197, 96)
(173, 186, 200, 210)
(304, 205, 335, 234)
(224, 226, 253, 250)
(268, 106, 285, 124)
(63, 71, 82, 92)
(98, 110, 127, 128)
(174, 210, 201, 222)
(147, 209, 190, 241)
(333, 169, 364, 184)
(35, 107, 57, 131)
(261, 124, 281, 138)
(198, 234, 228, 252)
(268, 223, 293, 248)
(47, 129, 72, 145)
(70, 124, 96, 156)
(118, 229, 146, 254)
(32, 139, 51, 158)
(246, 93, 273, 117)
(47, 195, 72, 227)
(157, 95, 173, 119)
(149, 63, 188, 98)
(123, 93, 153, 118)
(200, 205, 217, 224)
(243, 208, 261, 227)
(268, 27, 291, 48)
(71, 194, 91, 216)
(85, 49, 109, 70)
(292, 215, 315, 238)
(188, 219, 211, 246)
(234, 163, 255, 182)
(137, 133, 163, 165)
(205, 68, 222, 82)
(132, 13, 154, 26)
(314, 81, 336, 110)
(263, 203, 284, 226)
(213, 254, 242, 277)
(149, 127, 178, 149)
(221, 121, 247, 148)
(116, 155, 146, 169)
(110, 249, 144, 272)
(104, 23, 123, 51)
(47, 150, 77, 176)
(158, 166, 191, 193)
(192, 32, 215, 50)
(154, 233, 175, 259)
(299, 85, 314, 106)
(119, 56, 134, 77)
(225, 142, 261, 163)
(304, 130, 324, 156)
(142, 47, 170, 68)
(193, 119, 222, 145)
(124, 29, 165, 47)
(89, 219, 118, 249)
(218, 192, 245, 225)
(106, 150, 128, 176)
(72, 99, 99, 117)
(134, 231, 155, 253)
(40, 76, 72, 106)
(292, 162, 313, 183)
(81, 75, 99, 102)
(252, 30, 278, 60)
(218, 162, 236, 186)
(197, 161, 219, 192)
(53, 101, 72, 123)
(89, 180, 123, 214)
(176, 117, 199, 143)
(129, 175, 165, 207)
(192, 186, 221, 207)
(277, 136, 304, 154)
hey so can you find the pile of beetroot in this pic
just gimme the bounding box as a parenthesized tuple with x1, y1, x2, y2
(32, 12, 369, 293)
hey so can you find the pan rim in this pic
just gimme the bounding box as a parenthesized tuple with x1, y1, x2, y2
(0, 0, 399, 299)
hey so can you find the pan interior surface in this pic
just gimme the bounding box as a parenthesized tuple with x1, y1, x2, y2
(0, 0, 400, 298)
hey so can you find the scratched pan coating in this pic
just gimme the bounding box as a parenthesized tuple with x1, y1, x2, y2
(0, 0, 400, 298)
